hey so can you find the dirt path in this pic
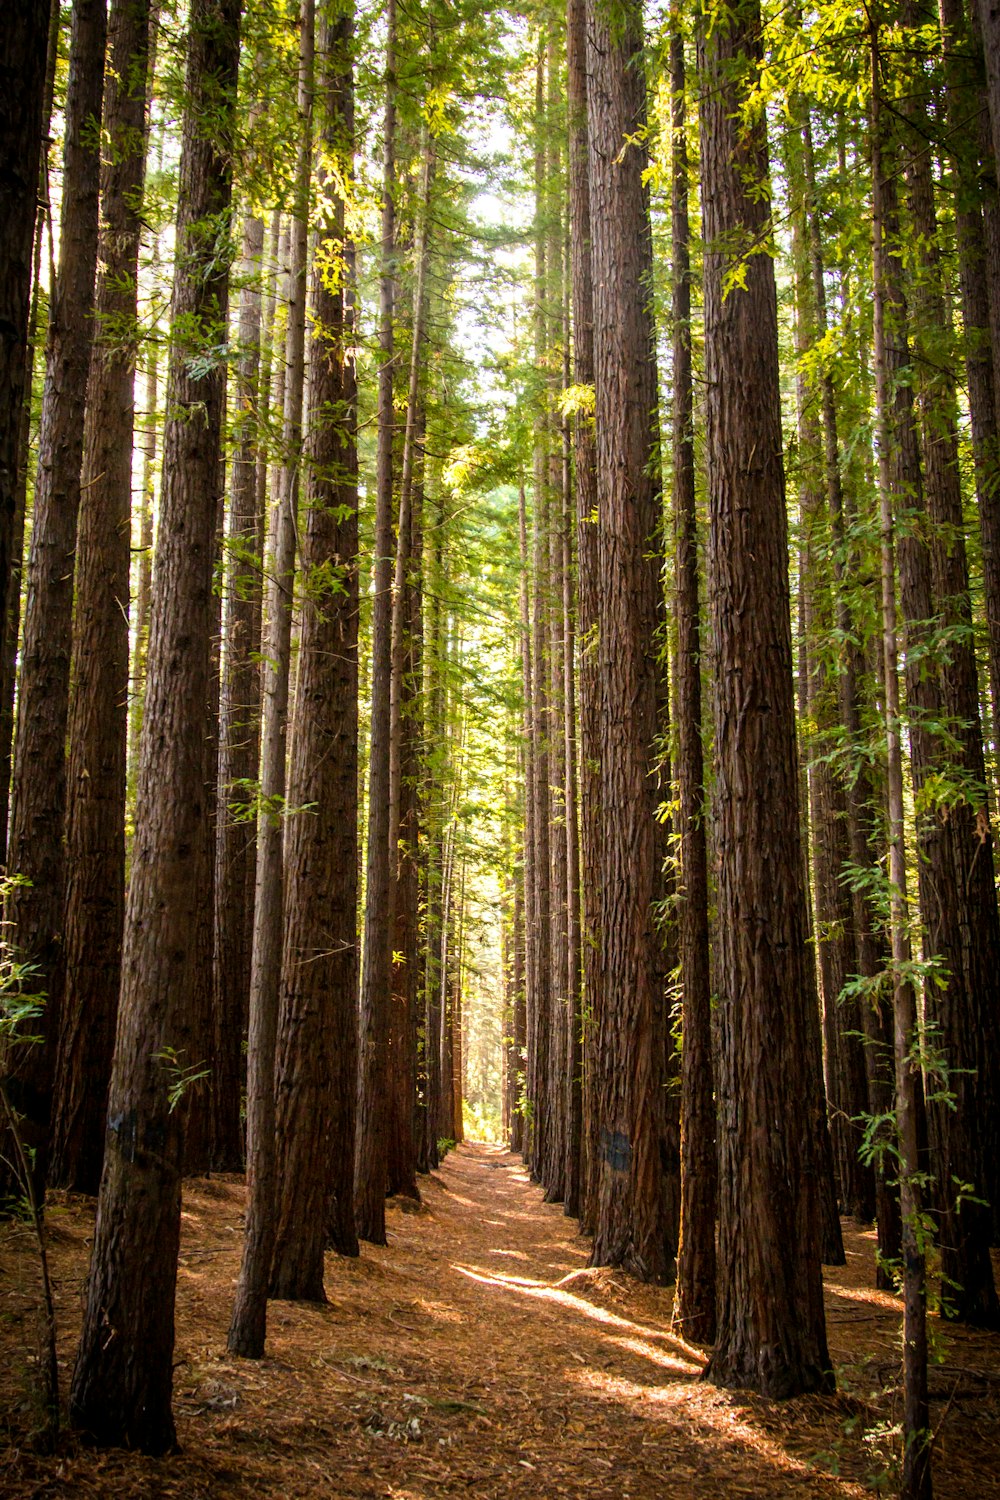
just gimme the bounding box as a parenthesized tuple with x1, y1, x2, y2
(2, 1142, 999, 1497)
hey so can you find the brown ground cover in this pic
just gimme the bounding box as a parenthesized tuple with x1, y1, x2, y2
(1, 1142, 999, 1498)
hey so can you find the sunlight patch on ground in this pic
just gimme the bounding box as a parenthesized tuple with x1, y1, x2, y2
(451, 1262, 700, 1370)
(827, 1282, 901, 1312)
(566, 1369, 869, 1497)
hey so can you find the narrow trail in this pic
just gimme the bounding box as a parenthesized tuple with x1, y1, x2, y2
(2, 1142, 999, 1497)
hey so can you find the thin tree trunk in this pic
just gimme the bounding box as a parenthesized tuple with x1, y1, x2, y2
(0, 0, 59, 857)
(212, 203, 265, 1174)
(871, 31, 933, 1492)
(387, 129, 434, 1201)
(355, 0, 398, 1244)
(0, 0, 52, 810)
(669, 15, 716, 1346)
(69, 0, 241, 1451)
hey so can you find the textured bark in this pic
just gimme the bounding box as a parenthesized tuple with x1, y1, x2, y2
(69, 0, 241, 1451)
(421, 490, 446, 1167)
(268, 0, 358, 1303)
(527, 42, 551, 1185)
(798, 109, 899, 1280)
(699, 0, 831, 1396)
(940, 0, 1000, 759)
(514, 483, 535, 1159)
(566, 0, 600, 1234)
(51, 0, 155, 1195)
(870, 40, 933, 1493)
(561, 347, 583, 1222)
(0, 1, 51, 811)
(355, 0, 397, 1244)
(212, 205, 265, 1175)
(669, 18, 717, 1347)
(4, 0, 107, 1186)
(387, 134, 434, 1202)
(0, 0, 56, 857)
(234, 0, 312, 1323)
(586, 0, 673, 1283)
(898, 15, 1000, 1324)
(785, 118, 875, 1229)
(128, 349, 158, 794)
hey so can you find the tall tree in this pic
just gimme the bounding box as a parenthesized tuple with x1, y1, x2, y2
(698, 0, 831, 1395)
(269, 0, 361, 1302)
(669, 14, 716, 1346)
(4, 0, 108, 1186)
(585, 0, 674, 1282)
(51, 0, 156, 1195)
(0, 0, 52, 842)
(69, 0, 242, 1450)
(871, 24, 932, 1490)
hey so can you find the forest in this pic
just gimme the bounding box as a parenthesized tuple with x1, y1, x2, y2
(2, 0, 1000, 1494)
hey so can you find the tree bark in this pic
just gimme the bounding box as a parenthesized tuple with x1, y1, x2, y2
(51, 0, 155, 1195)
(0, 0, 52, 807)
(355, 0, 398, 1244)
(669, 16, 717, 1347)
(268, 0, 360, 1304)
(4, 0, 108, 1190)
(871, 32, 933, 1492)
(69, 0, 241, 1452)
(699, 0, 831, 1396)
(585, 0, 673, 1283)
(212, 203, 265, 1174)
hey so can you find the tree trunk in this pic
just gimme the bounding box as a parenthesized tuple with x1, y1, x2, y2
(50, 0, 155, 1195)
(0, 0, 58, 857)
(387, 130, 434, 1202)
(0, 0, 52, 813)
(669, 16, 717, 1346)
(69, 0, 241, 1452)
(268, 0, 359, 1304)
(566, 0, 600, 1234)
(699, 0, 831, 1396)
(4, 0, 108, 1190)
(871, 32, 933, 1492)
(897, 5, 1000, 1324)
(212, 203, 265, 1174)
(585, 0, 673, 1283)
(355, 0, 398, 1244)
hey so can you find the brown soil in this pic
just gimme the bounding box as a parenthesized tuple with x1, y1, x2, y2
(2, 1142, 999, 1497)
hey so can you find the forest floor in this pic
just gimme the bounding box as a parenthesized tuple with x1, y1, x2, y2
(2, 1142, 1000, 1498)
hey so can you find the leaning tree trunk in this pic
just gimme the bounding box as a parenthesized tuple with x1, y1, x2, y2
(585, 0, 674, 1284)
(3, 0, 107, 1193)
(68, 0, 241, 1453)
(51, 0, 155, 1195)
(699, 0, 831, 1397)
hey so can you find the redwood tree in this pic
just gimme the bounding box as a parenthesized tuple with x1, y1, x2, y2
(585, 0, 674, 1283)
(699, 0, 831, 1396)
(69, 0, 241, 1450)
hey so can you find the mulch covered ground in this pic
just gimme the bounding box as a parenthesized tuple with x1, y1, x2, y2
(1, 1142, 999, 1497)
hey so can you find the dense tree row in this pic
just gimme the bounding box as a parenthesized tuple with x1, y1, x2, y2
(3, 0, 1000, 1493)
